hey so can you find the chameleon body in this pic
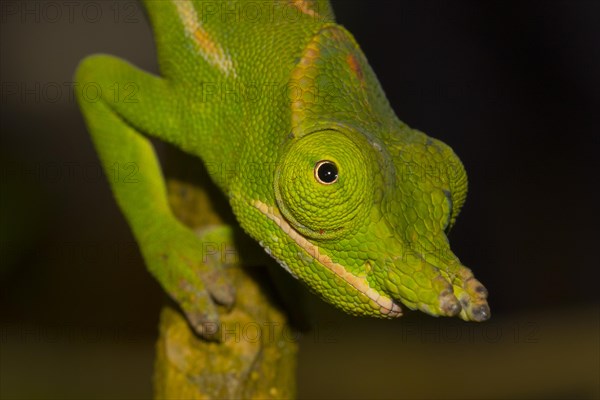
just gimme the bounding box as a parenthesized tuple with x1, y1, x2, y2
(76, 0, 490, 333)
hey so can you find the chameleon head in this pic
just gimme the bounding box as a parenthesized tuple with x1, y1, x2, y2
(237, 24, 489, 322)
(252, 125, 490, 322)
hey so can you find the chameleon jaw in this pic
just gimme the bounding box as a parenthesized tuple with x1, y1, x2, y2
(252, 199, 403, 318)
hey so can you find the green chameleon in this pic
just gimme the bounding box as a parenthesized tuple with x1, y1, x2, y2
(76, 0, 489, 334)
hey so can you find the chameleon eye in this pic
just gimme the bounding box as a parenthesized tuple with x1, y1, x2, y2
(274, 130, 372, 239)
(314, 160, 338, 184)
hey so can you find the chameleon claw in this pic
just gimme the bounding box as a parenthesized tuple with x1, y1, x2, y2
(432, 275, 462, 317)
(467, 297, 491, 321)
(201, 269, 236, 308)
(458, 297, 491, 322)
(456, 283, 491, 322)
(193, 324, 221, 342)
(470, 304, 491, 322)
(184, 308, 222, 341)
(439, 292, 462, 317)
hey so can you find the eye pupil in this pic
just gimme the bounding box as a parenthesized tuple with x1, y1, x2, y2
(315, 161, 338, 184)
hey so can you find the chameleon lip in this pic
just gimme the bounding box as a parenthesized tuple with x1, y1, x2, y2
(252, 199, 402, 317)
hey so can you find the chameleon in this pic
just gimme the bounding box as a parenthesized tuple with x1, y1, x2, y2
(75, 0, 490, 336)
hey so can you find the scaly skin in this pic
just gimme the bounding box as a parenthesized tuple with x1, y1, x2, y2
(75, 0, 490, 333)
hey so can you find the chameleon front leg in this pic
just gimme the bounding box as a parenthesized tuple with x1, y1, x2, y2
(75, 55, 234, 336)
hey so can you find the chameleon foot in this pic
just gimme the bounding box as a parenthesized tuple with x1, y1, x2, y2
(140, 221, 237, 340)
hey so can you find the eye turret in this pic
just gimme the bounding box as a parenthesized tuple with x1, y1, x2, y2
(274, 130, 374, 239)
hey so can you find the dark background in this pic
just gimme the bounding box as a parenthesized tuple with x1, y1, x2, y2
(1, 1, 598, 398)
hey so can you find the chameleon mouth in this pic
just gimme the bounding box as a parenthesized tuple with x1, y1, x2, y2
(252, 199, 402, 317)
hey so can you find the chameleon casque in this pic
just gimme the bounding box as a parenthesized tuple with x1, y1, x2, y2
(76, 0, 490, 335)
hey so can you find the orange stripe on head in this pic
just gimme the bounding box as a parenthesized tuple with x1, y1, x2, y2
(290, 0, 320, 18)
(346, 53, 364, 82)
(172, 0, 235, 77)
